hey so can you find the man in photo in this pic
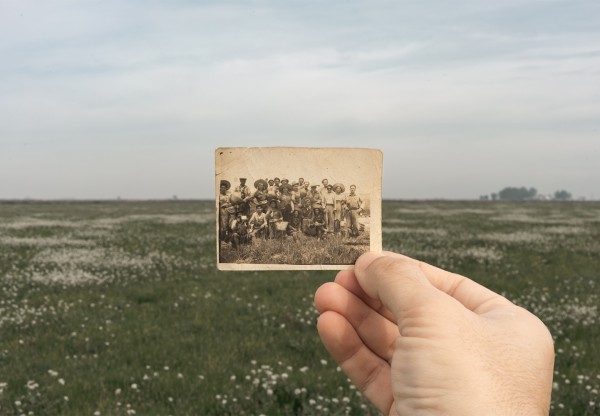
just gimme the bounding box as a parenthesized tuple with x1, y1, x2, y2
(322, 184, 336, 233)
(333, 183, 346, 234)
(319, 178, 330, 203)
(234, 178, 251, 215)
(346, 184, 363, 236)
(248, 205, 268, 239)
(219, 180, 235, 242)
(266, 200, 284, 239)
(312, 204, 328, 240)
(230, 212, 250, 249)
(308, 185, 321, 205)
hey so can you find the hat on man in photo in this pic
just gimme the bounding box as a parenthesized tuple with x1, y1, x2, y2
(254, 179, 268, 189)
(220, 180, 231, 190)
(279, 183, 293, 194)
(240, 178, 247, 183)
(333, 183, 345, 193)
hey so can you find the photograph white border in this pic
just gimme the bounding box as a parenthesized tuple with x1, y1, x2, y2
(215, 147, 382, 270)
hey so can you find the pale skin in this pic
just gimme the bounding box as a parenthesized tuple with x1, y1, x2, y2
(315, 251, 554, 415)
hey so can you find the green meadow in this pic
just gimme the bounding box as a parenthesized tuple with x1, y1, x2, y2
(0, 200, 598, 415)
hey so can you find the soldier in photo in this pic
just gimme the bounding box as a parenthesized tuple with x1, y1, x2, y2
(233, 178, 251, 216)
(308, 184, 321, 205)
(266, 200, 285, 239)
(319, 178, 330, 203)
(298, 181, 308, 199)
(248, 204, 268, 239)
(267, 179, 279, 200)
(252, 179, 269, 211)
(219, 180, 235, 242)
(291, 183, 303, 209)
(287, 209, 303, 240)
(300, 197, 314, 234)
(278, 183, 295, 222)
(312, 204, 328, 240)
(346, 184, 363, 236)
(230, 211, 251, 249)
(297, 177, 306, 192)
(333, 183, 346, 234)
(322, 183, 336, 233)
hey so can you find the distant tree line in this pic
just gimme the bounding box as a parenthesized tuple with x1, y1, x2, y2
(480, 187, 573, 201)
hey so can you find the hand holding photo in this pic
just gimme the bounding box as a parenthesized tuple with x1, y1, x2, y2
(215, 147, 382, 270)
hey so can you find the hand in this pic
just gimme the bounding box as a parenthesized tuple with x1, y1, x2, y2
(314, 251, 554, 415)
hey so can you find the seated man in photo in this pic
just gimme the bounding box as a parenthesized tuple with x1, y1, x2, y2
(286, 209, 303, 240)
(248, 205, 268, 239)
(312, 205, 328, 240)
(266, 200, 285, 239)
(230, 212, 251, 249)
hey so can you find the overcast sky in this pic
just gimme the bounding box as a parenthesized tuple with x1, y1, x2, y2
(1, 0, 598, 200)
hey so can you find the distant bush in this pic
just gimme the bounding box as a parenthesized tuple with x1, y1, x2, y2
(553, 190, 572, 200)
(498, 186, 538, 201)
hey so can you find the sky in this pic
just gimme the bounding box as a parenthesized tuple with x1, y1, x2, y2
(1, 0, 599, 200)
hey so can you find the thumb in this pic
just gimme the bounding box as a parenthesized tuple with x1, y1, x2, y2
(354, 252, 449, 327)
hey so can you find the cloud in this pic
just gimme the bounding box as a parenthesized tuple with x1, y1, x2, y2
(0, 0, 599, 199)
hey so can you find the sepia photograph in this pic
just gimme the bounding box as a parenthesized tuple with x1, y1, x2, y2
(215, 147, 382, 270)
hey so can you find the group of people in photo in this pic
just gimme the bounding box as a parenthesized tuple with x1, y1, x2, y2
(218, 176, 366, 248)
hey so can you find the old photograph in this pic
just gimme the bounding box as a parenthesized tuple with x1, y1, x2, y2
(215, 147, 382, 270)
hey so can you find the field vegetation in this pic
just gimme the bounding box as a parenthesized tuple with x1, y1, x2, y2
(0, 200, 598, 415)
(219, 232, 370, 265)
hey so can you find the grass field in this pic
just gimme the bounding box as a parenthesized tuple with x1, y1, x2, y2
(0, 200, 598, 415)
(219, 231, 370, 265)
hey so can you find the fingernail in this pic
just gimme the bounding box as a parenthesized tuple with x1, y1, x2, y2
(354, 251, 384, 272)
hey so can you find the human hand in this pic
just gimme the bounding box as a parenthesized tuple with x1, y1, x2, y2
(314, 251, 554, 415)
